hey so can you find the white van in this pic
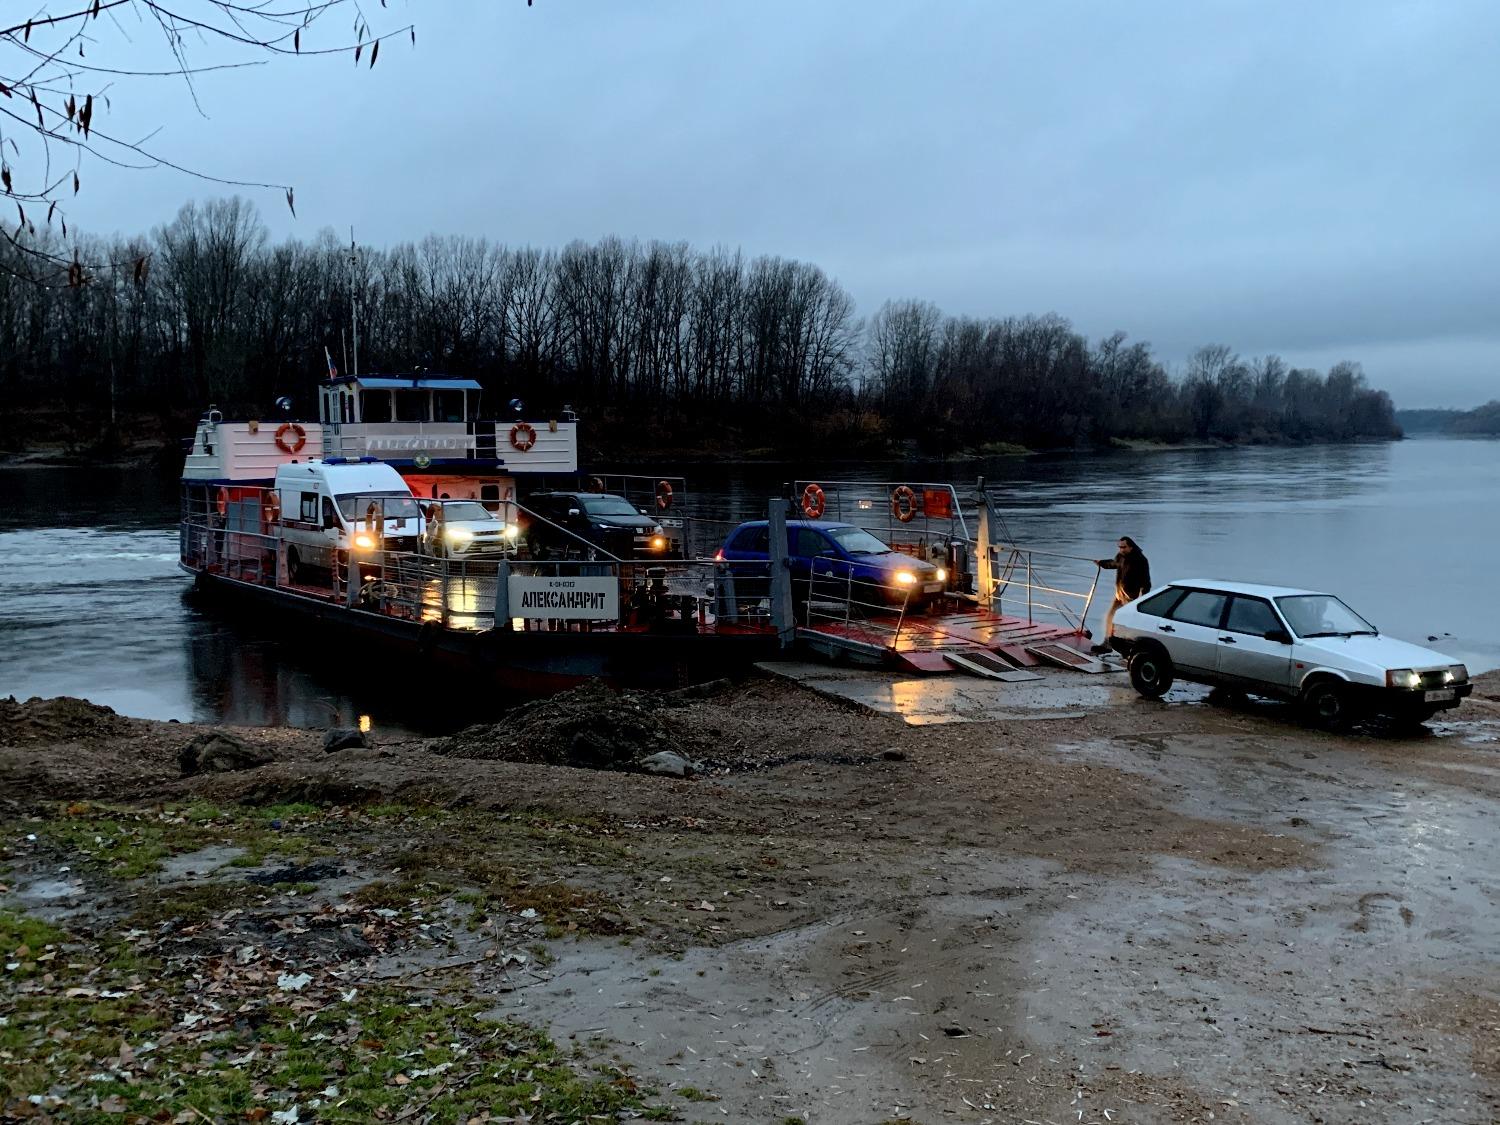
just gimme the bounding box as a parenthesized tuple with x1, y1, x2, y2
(275, 460, 424, 581)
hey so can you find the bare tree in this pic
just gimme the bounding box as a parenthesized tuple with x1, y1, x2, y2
(0, 1, 412, 283)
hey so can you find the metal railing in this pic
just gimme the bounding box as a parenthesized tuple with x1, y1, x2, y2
(980, 543, 1101, 632)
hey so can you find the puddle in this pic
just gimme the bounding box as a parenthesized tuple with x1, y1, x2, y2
(157, 844, 246, 881)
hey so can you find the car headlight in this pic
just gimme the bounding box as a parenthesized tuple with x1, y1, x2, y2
(893, 571, 916, 586)
(352, 532, 376, 550)
(1446, 664, 1468, 684)
(1385, 668, 1420, 689)
(935, 568, 947, 583)
(650, 536, 666, 551)
(503, 524, 519, 540)
(445, 527, 473, 543)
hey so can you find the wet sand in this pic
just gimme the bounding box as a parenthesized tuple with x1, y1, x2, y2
(3, 672, 1499, 1123)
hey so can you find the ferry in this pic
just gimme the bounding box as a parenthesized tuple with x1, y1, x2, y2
(177, 373, 1104, 694)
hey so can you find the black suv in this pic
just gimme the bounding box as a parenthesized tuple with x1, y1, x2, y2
(523, 492, 668, 560)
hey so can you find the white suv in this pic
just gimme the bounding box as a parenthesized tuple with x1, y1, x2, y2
(1110, 579, 1472, 729)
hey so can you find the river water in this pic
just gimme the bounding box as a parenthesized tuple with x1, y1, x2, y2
(1, 436, 1495, 730)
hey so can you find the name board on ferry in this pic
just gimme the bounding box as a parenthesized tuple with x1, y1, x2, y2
(364, 436, 467, 451)
(508, 575, 618, 620)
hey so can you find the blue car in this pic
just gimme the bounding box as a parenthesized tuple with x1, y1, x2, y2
(716, 520, 947, 609)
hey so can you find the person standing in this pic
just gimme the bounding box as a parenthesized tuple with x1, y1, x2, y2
(1093, 536, 1150, 653)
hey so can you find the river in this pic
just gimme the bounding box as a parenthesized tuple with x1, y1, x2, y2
(1, 436, 1495, 731)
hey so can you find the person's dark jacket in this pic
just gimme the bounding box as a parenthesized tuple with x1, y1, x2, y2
(1098, 543, 1151, 601)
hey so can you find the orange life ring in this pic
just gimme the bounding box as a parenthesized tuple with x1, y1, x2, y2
(510, 422, 537, 452)
(655, 480, 674, 511)
(274, 422, 307, 455)
(215, 488, 228, 518)
(801, 483, 826, 520)
(262, 490, 281, 525)
(891, 485, 918, 523)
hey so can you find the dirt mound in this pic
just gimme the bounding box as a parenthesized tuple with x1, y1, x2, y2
(432, 681, 710, 771)
(0, 695, 131, 745)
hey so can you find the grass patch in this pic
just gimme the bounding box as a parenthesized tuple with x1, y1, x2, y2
(123, 881, 262, 927)
(678, 1085, 719, 1102)
(0, 909, 656, 1123)
(0, 910, 69, 979)
(31, 802, 318, 879)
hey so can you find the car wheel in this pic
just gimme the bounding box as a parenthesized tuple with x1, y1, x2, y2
(286, 548, 302, 585)
(1302, 680, 1356, 732)
(1128, 647, 1174, 698)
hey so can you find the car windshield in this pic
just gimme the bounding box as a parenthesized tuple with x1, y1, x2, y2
(336, 492, 421, 522)
(825, 527, 891, 555)
(439, 502, 495, 522)
(582, 496, 641, 518)
(1275, 594, 1377, 638)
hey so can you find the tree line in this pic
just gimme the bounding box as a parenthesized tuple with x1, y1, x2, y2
(1397, 403, 1500, 436)
(0, 197, 1400, 458)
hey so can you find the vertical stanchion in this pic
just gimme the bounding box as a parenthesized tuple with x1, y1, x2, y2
(345, 550, 358, 608)
(494, 559, 511, 629)
(975, 500, 994, 610)
(768, 500, 795, 647)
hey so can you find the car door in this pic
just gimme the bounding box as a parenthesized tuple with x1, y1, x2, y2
(1216, 595, 1294, 691)
(1159, 588, 1230, 675)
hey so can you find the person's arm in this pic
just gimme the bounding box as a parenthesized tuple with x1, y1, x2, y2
(1097, 557, 1118, 570)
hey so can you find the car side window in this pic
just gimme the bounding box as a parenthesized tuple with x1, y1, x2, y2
(731, 526, 769, 553)
(299, 491, 318, 522)
(322, 497, 341, 529)
(793, 529, 829, 557)
(1224, 596, 1282, 637)
(1167, 590, 1227, 628)
(1134, 588, 1186, 618)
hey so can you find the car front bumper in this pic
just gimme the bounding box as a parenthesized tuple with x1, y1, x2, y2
(1364, 681, 1474, 715)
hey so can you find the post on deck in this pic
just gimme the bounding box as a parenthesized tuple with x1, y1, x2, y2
(493, 559, 511, 629)
(768, 499, 796, 646)
(344, 550, 358, 608)
(975, 499, 994, 611)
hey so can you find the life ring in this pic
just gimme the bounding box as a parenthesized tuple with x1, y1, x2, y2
(509, 422, 537, 452)
(891, 485, 918, 523)
(262, 490, 281, 526)
(801, 483, 826, 520)
(655, 480, 674, 511)
(587, 476, 606, 493)
(274, 422, 307, 455)
(215, 488, 228, 518)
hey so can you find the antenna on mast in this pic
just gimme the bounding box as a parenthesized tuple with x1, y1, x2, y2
(349, 228, 360, 378)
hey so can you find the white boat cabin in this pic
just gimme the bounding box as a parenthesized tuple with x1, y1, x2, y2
(181, 375, 578, 510)
(319, 375, 577, 474)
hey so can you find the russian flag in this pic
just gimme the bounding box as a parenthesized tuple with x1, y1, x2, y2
(325, 346, 339, 379)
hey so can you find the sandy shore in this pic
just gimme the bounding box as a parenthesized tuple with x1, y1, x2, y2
(4, 673, 1499, 1123)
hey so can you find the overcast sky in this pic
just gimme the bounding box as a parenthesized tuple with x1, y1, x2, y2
(70, 0, 1500, 408)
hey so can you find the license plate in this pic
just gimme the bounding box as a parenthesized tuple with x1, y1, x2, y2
(1424, 689, 1455, 702)
(923, 582, 943, 593)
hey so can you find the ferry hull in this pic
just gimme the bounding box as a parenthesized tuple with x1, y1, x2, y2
(189, 571, 782, 696)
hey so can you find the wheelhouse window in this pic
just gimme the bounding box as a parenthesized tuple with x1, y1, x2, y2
(1168, 590, 1228, 628)
(1224, 596, 1283, 637)
(433, 390, 466, 423)
(361, 391, 392, 423)
(394, 391, 430, 423)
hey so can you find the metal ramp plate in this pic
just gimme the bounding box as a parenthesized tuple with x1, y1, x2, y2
(945, 651, 1044, 682)
(1026, 642, 1114, 674)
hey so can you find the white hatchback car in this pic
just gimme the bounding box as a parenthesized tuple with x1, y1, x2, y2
(1110, 579, 1472, 729)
